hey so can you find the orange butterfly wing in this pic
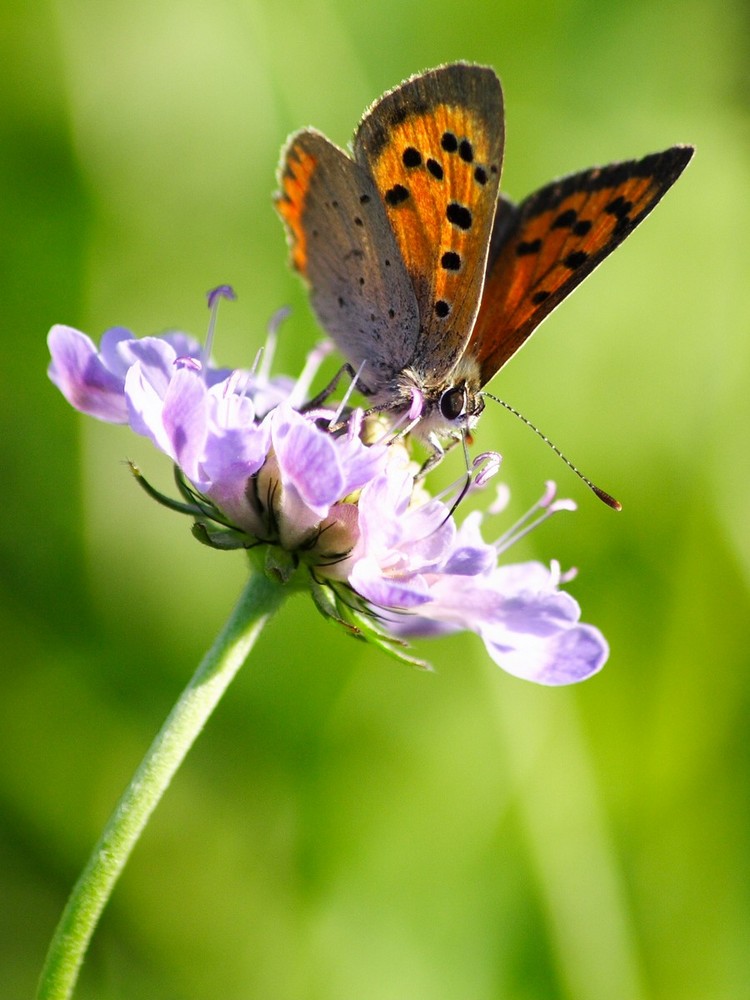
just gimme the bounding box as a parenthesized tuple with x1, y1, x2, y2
(468, 145, 695, 385)
(354, 63, 505, 379)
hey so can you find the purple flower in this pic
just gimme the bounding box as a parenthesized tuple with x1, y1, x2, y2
(349, 467, 495, 608)
(47, 312, 385, 551)
(258, 403, 386, 551)
(47, 325, 231, 423)
(351, 476, 607, 685)
(393, 560, 607, 685)
(47, 293, 609, 684)
(138, 363, 275, 535)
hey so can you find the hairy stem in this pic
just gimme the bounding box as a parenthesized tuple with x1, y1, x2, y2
(37, 570, 284, 1000)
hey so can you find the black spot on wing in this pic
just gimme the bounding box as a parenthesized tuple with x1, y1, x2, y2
(441, 131, 458, 152)
(604, 196, 633, 218)
(564, 250, 589, 269)
(516, 238, 542, 256)
(549, 207, 593, 235)
(427, 158, 444, 180)
(441, 251, 461, 270)
(552, 208, 578, 229)
(458, 139, 473, 162)
(447, 202, 472, 229)
(385, 184, 409, 206)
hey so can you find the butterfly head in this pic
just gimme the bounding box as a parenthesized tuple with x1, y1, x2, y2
(380, 354, 485, 442)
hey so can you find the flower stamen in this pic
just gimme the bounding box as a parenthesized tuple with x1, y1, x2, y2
(287, 339, 336, 409)
(330, 359, 367, 428)
(256, 306, 290, 380)
(204, 284, 236, 367)
(494, 481, 577, 555)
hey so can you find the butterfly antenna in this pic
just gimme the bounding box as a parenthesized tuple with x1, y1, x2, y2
(479, 391, 622, 511)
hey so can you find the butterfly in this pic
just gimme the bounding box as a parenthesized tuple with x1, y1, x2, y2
(276, 62, 693, 462)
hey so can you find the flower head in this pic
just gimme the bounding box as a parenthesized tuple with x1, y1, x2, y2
(47, 289, 608, 684)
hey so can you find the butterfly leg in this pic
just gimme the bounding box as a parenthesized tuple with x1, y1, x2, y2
(417, 433, 460, 479)
(300, 363, 359, 412)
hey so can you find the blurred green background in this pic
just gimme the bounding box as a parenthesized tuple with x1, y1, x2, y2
(2, 0, 748, 997)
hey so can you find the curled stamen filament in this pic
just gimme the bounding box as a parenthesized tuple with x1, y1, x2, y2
(472, 451, 502, 487)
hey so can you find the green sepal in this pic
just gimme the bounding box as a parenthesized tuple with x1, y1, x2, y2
(129, 461, 205, 516)
(173, 466, 238, 529)
(191, 522, 250, 550)
(338, 595, 433, 671)
(309, 578, 362, 635)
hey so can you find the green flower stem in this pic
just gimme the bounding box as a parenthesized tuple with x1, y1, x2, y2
(37, 569, 285, 1000)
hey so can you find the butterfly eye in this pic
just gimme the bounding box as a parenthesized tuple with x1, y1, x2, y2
(439, 385, 467, 422)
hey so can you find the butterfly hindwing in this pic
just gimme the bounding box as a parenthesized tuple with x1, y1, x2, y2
(276, 129, 420, 395)
(468, 145, 695, 384)
(354, 63, 505, 380)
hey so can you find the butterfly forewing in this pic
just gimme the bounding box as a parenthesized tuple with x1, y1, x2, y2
(276, 129, 420, 395)
(354, 64, 505, 379)
(469, 145, 695, 385)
